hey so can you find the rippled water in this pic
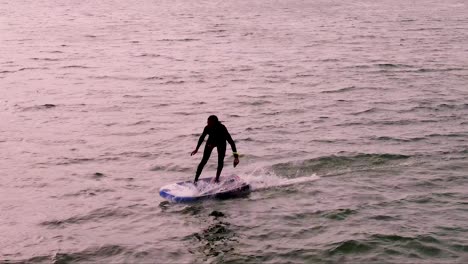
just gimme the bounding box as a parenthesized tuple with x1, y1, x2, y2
(1, 0, 468, 263)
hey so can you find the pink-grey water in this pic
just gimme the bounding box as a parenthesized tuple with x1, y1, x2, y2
(1, 0, 468, 263)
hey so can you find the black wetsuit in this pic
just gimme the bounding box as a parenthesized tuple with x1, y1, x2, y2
(194, 123, 237, 182)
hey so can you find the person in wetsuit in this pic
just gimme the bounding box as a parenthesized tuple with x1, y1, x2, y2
(191, 115, 240, 184)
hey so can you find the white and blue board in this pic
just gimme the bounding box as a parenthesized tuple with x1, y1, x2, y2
(159, 175, 250, 203)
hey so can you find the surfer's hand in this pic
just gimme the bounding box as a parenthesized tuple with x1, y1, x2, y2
(233, 157, 239, 167)
(191, 149, 198, 156)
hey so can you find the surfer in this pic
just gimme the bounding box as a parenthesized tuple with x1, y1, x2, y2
(191, 115, 240, 184)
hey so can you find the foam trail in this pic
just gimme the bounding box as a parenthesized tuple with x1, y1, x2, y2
(239, 168, 319, 191)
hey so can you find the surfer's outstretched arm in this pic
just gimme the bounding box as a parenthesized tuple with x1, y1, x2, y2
(191, 127, 207, 156)
(225, 127, 240, 167)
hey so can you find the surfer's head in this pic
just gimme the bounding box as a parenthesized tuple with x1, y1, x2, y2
(207, 115, 219, 127)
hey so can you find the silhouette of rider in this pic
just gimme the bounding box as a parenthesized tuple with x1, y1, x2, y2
(191, 115, 239, 184)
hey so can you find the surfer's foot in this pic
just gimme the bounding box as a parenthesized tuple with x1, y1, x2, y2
(193, 180, 198, 186)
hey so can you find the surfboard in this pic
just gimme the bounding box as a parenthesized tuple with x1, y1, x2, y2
(159, 175, 250, 203)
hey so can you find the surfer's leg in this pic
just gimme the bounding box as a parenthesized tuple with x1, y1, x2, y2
(195, 144, 213, 182)
(215, 144, 226, 182)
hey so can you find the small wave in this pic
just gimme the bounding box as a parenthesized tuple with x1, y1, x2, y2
(376, 63, 413, 68)
(416, 68, 465, 73)
(144, 76, 164, 80)
(158, 38, 199, 42)
(428, 133, 467, 138)
(60, 188, 115, 198)
(162, 80, 185, 85)
(238, 100, 271, 106)
(131, 120, 150, 125)
(17, 67, 49, 72)
(400, 103, 468, 113)
(197, 29, 228, 34)
(55, 157, 119, 166)
(51, 245, 127, 263)
(337, 119, 415, 127)
(40, 207, 135, 228)
(351, 107, 390, 115)
(21, 104, 57, 111)
(151, 164, 192, 173)
(31, 57, 61, 61)
(321, 86, 358, 93)
(370, 136, 426, 142)
(327, 233, 444, 258)
(61, 65, 91, 69)
(0, 70, 16, 74)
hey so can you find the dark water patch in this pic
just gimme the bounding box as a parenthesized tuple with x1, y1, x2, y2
(91, 172, 105, 179)
(40, 207, 134, 228)
(450, 243, 468, 253)
(187, 220, 237, 260)
(369, 214, 400, 221)
(322, 208, 356, 220)
(327, 239, 373, 256)
(239, 100, 271, 106)
(271, 153, 410, 177)
(209, 210, 225, 218)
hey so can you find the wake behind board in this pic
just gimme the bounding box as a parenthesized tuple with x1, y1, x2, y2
(159, 175, 250, 203)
